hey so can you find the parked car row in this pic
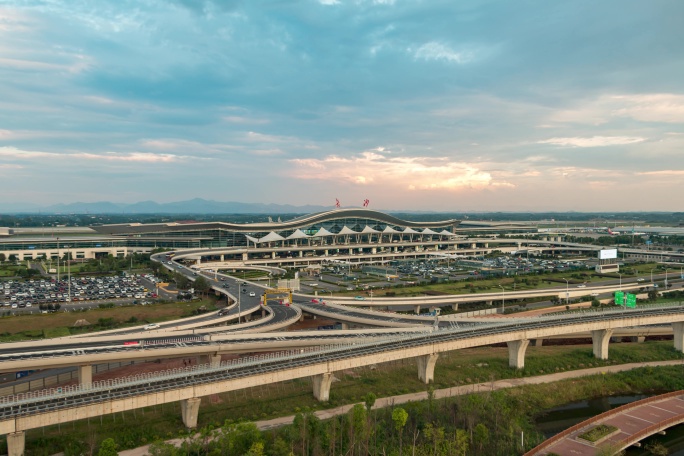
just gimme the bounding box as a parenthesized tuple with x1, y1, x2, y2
(0, 275, 158, 307)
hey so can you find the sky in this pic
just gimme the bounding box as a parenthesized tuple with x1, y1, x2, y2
(0, 0, 683, 212)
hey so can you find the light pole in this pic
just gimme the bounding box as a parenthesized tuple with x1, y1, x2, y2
(65, 245, 71, 304)
(650, 268, 655, 285)
(237, 289, 241, 324)
(562, 278, 569, 307)
(56, 237, 60, 282)
(498, 284, 505, 314)
(665, 268, 669, 288)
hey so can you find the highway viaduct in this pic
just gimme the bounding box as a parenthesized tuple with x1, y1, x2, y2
(2, 305, 684, 455)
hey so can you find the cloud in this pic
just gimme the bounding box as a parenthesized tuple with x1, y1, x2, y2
(290, 151, 511, 191)
(637, 170, 684, 176)
(0, 146, 184, 163)
(413, 42, 472, 64)
(537, 136, 646, 147)
(550, 93, 684, 125)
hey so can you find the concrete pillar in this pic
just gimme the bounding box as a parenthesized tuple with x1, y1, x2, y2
(471, 243, 477, 249)
(532, 338, 544, 347)
(181, 397, 201, 428)
(324, 250, 328, 256)
(592, 329, 614, 360)
(630, 336, 646, 343)
(271, 252, 276, 259)
(7, 431, 25, 456)
(414, 305, 421, 314)
(394, 246, 398, 252)
(673, 322, 684, 352)
(484, 243, 488, 248)
(312, 373, 333, 401)
(486, 300, 493, 306)
(78, 365, 92, 388)
(199, 355, 222, 368)
(340, 323, 349, 330)
(416, 354, 439, 383)
(220, 254, 224, 261)
(507, 339, 530, 369)
(372, 247, 377, 254)
(242, 252, 248, 261)
(299, 251, 303, 257)
(451, 303, 458, 311)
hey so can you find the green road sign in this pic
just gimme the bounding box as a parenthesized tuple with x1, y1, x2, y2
(626, 293, 637, 308)
(614, 291, 624, 305)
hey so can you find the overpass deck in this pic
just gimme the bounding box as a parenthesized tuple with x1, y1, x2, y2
(527, 390, 684, 455)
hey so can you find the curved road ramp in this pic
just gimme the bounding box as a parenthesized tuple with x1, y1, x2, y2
(525, 390, 684, 455)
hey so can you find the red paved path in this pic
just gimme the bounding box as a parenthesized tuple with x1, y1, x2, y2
(527, 390, 684, 455)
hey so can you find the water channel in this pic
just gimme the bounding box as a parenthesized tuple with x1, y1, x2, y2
(537, 395, 684, 455)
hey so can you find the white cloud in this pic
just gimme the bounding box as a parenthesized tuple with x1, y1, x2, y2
(0, 146, 185, 163)
(290, 151, 512, 191)
(550, 93, 684, 125)
(537, 136, 646, 147)
(413, 42, 472, 64)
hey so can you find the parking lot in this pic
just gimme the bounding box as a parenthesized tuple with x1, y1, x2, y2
(0, 274, 161, 310)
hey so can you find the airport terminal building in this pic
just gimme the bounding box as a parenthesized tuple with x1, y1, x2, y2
(0, 209, 464, 261)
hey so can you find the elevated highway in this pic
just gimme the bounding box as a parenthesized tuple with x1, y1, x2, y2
(2, 304, 684, 455)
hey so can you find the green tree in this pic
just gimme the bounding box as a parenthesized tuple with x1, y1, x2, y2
(452, 429, 469, 456)
(193, 276, 211, 296)
(472, 423, 489, 455)
(97, 438, 118, 456)
(0, 253, 5, 262)
(392, 407, 409, 456)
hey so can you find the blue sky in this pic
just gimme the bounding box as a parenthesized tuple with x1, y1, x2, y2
(1, 0, 683, 211)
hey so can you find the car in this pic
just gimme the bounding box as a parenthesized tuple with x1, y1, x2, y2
(637, 278, 645, 282)
(346, 287, 354, 291)
(354, 296, 365, 301)
(143, 323, 160, 330)
(249, 292, 256, 297)
(577, 284, 586, 288)
(311, 299, 320, 303)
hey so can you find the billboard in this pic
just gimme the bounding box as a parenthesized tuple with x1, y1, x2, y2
(599, 249, 618, 260)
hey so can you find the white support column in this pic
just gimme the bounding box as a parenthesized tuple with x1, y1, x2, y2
(312, 373, 333, 401)
(242, 252, 248, 261)
(199, 355, 222, 368)
(7, 431, 25, 456)
(414, 305, 421, 314)
(630, 336, 646, 343)
(673, 322, 684, 352)
(592, 329, 614, 360)
(507, 339, 530, 369)
(532, 338, 544, 347)
(181, 397, 201, 428)
(416, 354, 439, 384)
(220, 254, 225, 261)
(451, 303, 458, 311)
(78, 365, 92, 388)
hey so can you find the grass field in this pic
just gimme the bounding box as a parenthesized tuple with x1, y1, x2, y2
(0, 298, 220, 342)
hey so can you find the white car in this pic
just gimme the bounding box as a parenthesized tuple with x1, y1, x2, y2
(637, 278, 645, 282)
(577, 284, 586, 288)
(143, 323, 160, 330)
(249, 292, 256, 297)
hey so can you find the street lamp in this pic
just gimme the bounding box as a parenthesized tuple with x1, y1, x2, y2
(562, 278, 569, 307)
(650, 268, 655, 285)
(64, 245, 72, 304)
(498, 284, 505, 314)
(665, 268, 669, 288)
(618, 273, 622, 290)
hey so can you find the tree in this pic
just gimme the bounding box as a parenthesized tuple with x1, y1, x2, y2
(97, 438, 118, 456)
(193, 276, 211, 296)
(0, 253, 5, 262)
(473, 423, 489, 455)
(392, 407, 409, 456)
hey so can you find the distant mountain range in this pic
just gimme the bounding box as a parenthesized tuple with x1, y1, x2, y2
(0, 198, 332, 214)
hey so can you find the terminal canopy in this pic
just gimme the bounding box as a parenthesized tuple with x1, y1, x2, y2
(312, 227, 334, 237)
(361, 226, 379, 233)
(286, 229, 309, 240)
(338, 226, 357, 235)
(259, 231, 285, 243)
